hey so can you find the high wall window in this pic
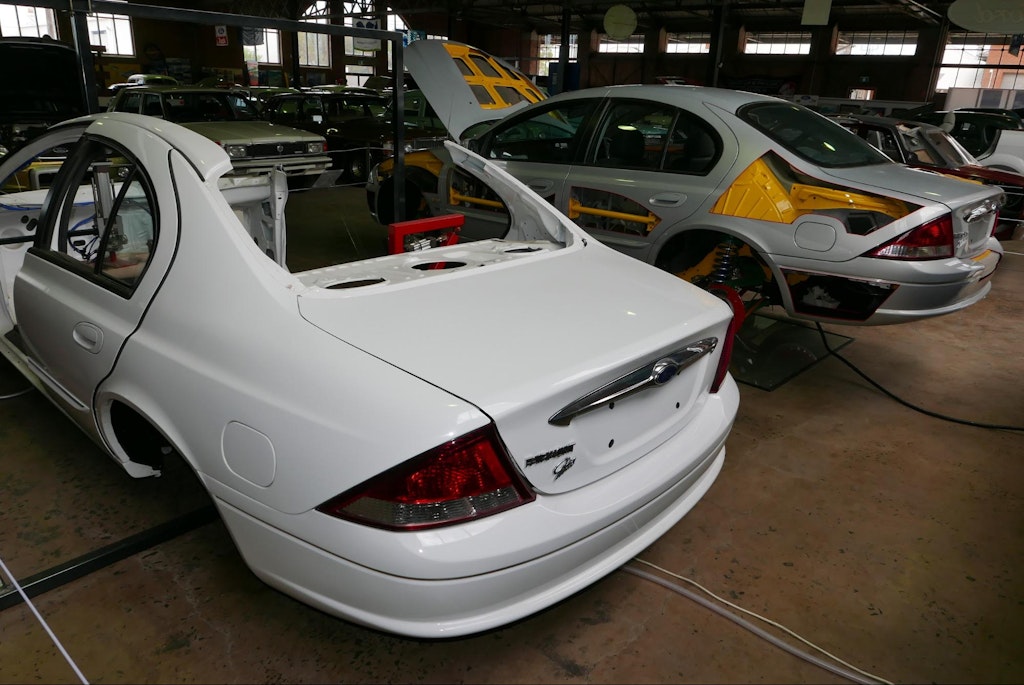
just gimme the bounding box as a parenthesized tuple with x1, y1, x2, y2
(836, 30, 917, 56)
(88, 11, 134, 56)
(599, 34, 644, 53)
(938, 32, 1024, 92)
(243, 27, 281, 65)
(666, 33, 711, 54)
(744, 31, 811, 55)
(0, 4, 58, 38)
(538, 34, 578, 77)
(299, 0, 330, 68)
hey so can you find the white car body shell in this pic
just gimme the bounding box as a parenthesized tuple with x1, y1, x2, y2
(0, 113, 739, 637)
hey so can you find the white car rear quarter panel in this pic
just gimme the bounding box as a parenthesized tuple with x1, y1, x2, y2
(102, 152, 490, 515)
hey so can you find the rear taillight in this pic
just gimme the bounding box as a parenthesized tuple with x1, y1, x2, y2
(316, 423, 534, 531)
(707, 284, 745, 393)
(867, 214, 954, 259)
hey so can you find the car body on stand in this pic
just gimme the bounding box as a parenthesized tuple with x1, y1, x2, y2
(107, 86, 329, 181)
(0, 112, 739, 638)
(367, 40, 1004, 326)
(833, 112, 1024, 240)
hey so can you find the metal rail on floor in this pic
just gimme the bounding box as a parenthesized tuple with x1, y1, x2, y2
(0, 505, 219, 611)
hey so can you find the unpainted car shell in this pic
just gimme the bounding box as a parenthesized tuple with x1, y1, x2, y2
(0, 113, 738, 637)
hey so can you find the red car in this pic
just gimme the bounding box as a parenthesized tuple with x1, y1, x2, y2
(833, 113, 1023, 241)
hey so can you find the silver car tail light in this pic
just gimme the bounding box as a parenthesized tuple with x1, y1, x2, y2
(866, 214, 954, 260)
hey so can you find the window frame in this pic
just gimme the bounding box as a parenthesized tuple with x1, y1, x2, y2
(299, 0, 331, 68)
(743, 31, 812, 56)
(243, 27, 281, 65)
(835, 30, 918, 57)
(0, 4, 58, 38)
(86, 11, 134, 57)
(37, 136, 159, 297)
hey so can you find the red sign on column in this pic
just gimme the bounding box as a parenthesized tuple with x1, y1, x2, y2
(215, 25, 228, 47)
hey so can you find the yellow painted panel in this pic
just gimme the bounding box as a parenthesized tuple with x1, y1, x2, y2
(790, 184, 909, 219)
(378, 150, 445, 177)
(711, 158, 798, 223)
(712, 155, 911, 224)
(442, 42, 546, 108)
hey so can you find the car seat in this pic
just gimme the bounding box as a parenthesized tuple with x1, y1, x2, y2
(671, 129, 716, 173)
(605, 128, 646, 166)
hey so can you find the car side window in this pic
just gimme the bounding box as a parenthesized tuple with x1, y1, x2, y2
(115, 91, 143, 114)
(589, 101, 721, 174)
(272, 98, 301, 123)
(485, 100, 595, 165)
(42, 138, 158, 294)
(142, 93, 163, 118)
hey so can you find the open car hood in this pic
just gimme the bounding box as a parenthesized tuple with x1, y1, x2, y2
(404, 39, 547, 140)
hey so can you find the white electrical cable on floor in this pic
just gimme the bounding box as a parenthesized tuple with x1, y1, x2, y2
(0, 556, 89, 685)
(627, 558, 894, 685)
(0, 387, 34, 400)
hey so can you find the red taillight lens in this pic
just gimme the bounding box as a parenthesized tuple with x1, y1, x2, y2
(317, 423, 534, 531)
(707, 284, 745, 393)
(867, 214, 954, 260)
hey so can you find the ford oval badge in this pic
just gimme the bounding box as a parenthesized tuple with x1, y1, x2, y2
(652, 359, 679, 385)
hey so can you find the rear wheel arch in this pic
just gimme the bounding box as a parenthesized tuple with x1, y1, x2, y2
(103, 399, 193, 477)
(653, 228, 783, 307)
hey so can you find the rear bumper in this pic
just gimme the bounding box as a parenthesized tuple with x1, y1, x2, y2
(211, 376, 739, 637)
(779, 240, 1004, 324)
(864, 244, 1002, 324)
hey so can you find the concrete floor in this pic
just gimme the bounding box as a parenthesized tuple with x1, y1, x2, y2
(1, 185, 1022, 684)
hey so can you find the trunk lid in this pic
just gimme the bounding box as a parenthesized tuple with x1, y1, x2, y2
(822, 163, 1003, 256)
(296, 242, 732, 495)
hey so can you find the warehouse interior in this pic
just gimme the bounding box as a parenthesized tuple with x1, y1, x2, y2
(1, 1, 1023, 683)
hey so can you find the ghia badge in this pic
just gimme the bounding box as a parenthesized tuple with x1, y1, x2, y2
(526, 443, 577, 480)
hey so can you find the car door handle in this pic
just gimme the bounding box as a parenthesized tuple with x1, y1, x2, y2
(649, 193, 687, 207)
(527, 180, 554, 194)
(72, 322, 104, 354)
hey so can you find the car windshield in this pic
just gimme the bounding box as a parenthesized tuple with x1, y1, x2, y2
(163, 91, 260, 123)
(739, 102, 891, 168)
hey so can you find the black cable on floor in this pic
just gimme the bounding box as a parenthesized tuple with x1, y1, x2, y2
(815, 322, 1024, 433)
